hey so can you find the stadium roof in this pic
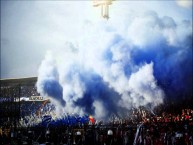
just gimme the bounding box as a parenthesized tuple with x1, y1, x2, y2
(0, 77, 37, 86)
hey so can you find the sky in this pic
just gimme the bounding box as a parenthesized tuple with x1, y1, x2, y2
(1, 0, 192, 79)
(1, 0, 192, 118)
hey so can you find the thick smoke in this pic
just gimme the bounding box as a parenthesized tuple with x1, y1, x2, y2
(37, 11, 192, 119)
(37, 52, 66, 106)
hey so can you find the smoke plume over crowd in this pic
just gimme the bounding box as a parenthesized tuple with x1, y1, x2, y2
(37, 10, 192, 119)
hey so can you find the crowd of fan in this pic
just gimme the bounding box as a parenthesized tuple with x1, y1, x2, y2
(20, 102, 55, 117)
(20, 86, 40, 97)
(0, 108, 193, 145)
(1, 86, 193, 145)
(128, 108, 193, 124)
(0, 85, 40, 125)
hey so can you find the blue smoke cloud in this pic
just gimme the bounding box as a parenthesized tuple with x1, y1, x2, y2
(42, 79, 65, 106)
(37, 11, 192, 118)
(37, 52, 66, 106)
(131, 35, 192, 101)
(71, 71, 122, 116)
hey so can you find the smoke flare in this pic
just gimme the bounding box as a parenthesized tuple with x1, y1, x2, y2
(37, 11, 192, 119)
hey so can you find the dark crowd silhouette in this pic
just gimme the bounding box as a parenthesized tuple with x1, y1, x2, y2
(0, 108, 193, 145)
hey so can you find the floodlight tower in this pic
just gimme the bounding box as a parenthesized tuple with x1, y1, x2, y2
(93, 0, 114, 19)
